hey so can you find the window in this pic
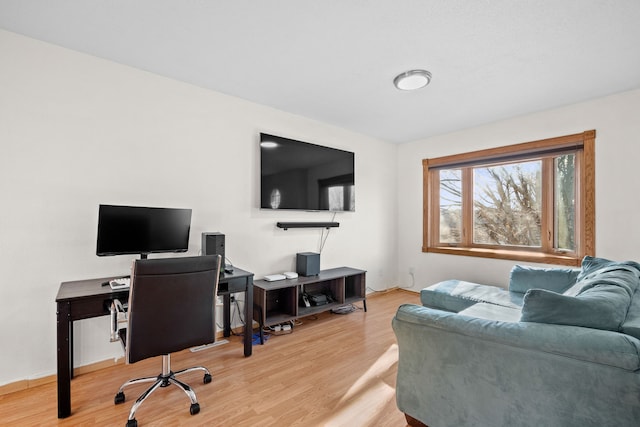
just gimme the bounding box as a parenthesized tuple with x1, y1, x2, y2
(423, 130, 595, 266)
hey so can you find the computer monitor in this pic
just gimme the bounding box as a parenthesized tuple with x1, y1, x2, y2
(96, 204, 192, 259)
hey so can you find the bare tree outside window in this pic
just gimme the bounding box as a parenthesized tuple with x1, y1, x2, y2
(439, 169, 462, 243)
(473, 161, 542, 247)
(555, 154, 576, 251)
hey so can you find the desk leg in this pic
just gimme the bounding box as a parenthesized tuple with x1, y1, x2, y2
(244, 279, 253, 357)
(57, 301, 72, 418)
(69, 320, 74, 379)
(222, 294, 231, 337)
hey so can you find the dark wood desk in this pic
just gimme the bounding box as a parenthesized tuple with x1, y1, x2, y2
(55, 267, 254, 418)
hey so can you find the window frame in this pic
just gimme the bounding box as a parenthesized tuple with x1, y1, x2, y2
(422, 130, 595, 266)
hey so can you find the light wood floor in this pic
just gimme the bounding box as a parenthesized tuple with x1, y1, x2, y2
(0, 289, 419, 426)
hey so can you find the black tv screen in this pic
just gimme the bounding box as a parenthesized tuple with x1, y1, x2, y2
(260, 133, 355, 211)
(96, 205, 192, 257)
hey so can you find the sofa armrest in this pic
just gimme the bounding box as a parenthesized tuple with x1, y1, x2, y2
(393, 303, 640, 371)
(393, 303, 640, 427)
(508, 265, 579, 294)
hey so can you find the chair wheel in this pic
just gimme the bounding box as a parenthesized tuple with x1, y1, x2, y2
(203, 373, 212, 384)
(114, 392, 125, 404)
(126, 419, 137, 427)
(190, 402, 200, 415)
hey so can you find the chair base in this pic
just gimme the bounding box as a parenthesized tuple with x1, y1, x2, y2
(115, 354, 212, 426)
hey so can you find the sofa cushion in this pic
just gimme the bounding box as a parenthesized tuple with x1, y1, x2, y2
(421, 279, 523, 313)
(621, 287, 640, 340)
(509, 265, 579, 294)
(395, 304, 640, 371)
(459, 302, 522, 322)
(577, 255, 640, 282)
(520, 265, 640, 331)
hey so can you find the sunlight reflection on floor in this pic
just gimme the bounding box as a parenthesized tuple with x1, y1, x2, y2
(324, 344, 399, 427)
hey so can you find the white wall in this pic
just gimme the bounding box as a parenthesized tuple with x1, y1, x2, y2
(397, 88, 640, 290)
(0, 30, 398, 385)
(5, 26, 639, 388)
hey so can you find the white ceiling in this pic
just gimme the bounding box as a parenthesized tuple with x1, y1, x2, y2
(1, 0, 639, 143)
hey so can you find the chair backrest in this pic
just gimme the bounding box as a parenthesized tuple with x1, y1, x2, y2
(125, 255, 221, 364)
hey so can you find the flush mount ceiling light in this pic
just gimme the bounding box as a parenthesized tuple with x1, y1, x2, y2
(393, 69, 432, 91)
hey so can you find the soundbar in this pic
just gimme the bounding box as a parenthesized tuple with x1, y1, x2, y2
(276, 222, 339, 230)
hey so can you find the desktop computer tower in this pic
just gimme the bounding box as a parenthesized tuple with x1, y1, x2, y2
(296, 252, 320, 276)
(202, 232, 225, 272)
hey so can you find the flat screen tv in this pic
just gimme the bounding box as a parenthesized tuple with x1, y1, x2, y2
(96, 204, 192, 258)
(260, 133, 355, 211)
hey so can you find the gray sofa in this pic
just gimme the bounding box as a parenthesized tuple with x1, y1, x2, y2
(392, 256, 640, 427)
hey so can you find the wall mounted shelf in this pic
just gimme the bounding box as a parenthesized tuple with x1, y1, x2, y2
(276, 222, 340, 230)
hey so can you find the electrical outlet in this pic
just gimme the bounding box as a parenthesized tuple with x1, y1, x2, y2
(230, 295, 235, 302)
(409, 267, 415, 275)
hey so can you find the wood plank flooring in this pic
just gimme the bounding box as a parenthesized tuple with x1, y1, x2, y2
(0, 289, 420, 426)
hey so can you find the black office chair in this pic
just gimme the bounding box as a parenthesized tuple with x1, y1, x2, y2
(111, 255, 221, 427)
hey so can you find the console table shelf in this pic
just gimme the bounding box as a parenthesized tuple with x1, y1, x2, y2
(253, 267, 366, 328)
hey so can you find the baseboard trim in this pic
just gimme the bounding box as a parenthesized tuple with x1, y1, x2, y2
(0, 328, 239, 397)
(367, 286, 412, 297)
(0, 356, 126, 397)
(0, 379, 29, 396)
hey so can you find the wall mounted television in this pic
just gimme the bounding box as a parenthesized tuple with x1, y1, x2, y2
(96, 204, 192, 259)
(260, 133, 355, 211)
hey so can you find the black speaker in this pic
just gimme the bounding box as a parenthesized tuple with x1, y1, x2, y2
(202, 232, 225, 271)
(296, 252, 320, 276)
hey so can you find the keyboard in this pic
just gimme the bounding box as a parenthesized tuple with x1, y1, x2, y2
(109, 277, 130, 290)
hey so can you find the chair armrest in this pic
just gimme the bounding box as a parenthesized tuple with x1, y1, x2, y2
(508, 265, 579, 294)
(393, 303, 640, 371)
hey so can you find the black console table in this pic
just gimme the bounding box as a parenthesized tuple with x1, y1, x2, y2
(253, 267, 366, 328)
(55, 267, 254, 418)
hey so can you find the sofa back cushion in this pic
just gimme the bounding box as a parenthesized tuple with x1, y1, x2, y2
(577, 255, 640, 282)
(509, 265, 579, 294)
(520, 264, 640, 331)
(621, 286, 640, 339)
